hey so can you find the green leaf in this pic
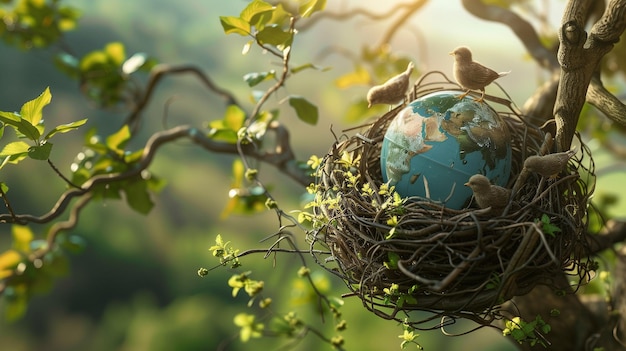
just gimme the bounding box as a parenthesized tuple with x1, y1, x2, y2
(288, 96, 318, 125)
(240, 0, 274, 26)
(12, 225, 34, 253)
(28, 143, 53, 160)
(16, 119, 41, 141)
(540, 214, 561, 237)
(0, 112, 41, 141)
(123, 179, 154, 215)
(243, 71, 275, 87)
(0, 141, 30, 162)
(384, 252, 400, 269)
(0, 111, 20, 124)
(299, 0, 326, 18)
(106, 125, 131, 153)
(20, 87, 51, 127)
(223, 105, 246, 131)
(45, 118, 88, 140)
(256, 26, 293, 47)
(207, 124, 238, 143)
(220, 16, 251, 36)
(0, 250, 21, 273)
(104, 42, 126, 65)
(269, 3, 292, 27)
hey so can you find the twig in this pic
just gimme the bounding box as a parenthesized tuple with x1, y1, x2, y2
(47, 159, 81, 189)
(0, 184, 17, 223)
(247, 17, 297, 124)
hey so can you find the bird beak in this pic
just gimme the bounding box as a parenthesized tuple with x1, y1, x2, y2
(449, 51, 454, 55)
(463, 182, 469, 187)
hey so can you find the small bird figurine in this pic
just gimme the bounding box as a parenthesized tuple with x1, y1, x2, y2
(523, 149, 576, 179)
(464, 174, 511, 211)
(367, 62, 414, 108)
(449, 46, 509, 103)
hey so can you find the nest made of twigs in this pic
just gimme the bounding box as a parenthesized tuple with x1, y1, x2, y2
(308, 71, 595, 327)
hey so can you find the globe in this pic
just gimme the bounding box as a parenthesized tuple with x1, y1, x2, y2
(380, 91, 512, 209)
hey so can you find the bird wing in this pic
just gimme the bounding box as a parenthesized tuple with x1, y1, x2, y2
(465, 62, 500, 89)
(490, 186, 511, 209)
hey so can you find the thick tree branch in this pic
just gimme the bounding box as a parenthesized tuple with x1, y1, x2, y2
(587, 75, 626, 127)
(504, 273, 598, 351)
(461, 0, 559, 70)
(554, 0, 626, 151)
(586, 220, 626, 254)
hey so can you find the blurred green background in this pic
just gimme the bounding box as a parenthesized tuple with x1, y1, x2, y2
(0, 1, 623, 350)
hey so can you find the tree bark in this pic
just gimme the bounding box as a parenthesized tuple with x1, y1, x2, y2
(554, 0, 626, 151)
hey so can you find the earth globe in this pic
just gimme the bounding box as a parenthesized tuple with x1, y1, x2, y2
(380, 91, 512, 209)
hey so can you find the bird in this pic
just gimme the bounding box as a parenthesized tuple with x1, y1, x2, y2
(523, 149, 576, 179)
(464, 174, 511, 211)
(367, 61, 414, 108)
(449, 46, 509, 103)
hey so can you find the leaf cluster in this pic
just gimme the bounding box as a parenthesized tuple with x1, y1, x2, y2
(0, 0, 79, 49)
(0, 87, 86, 168)
(69, 125, 166, 214)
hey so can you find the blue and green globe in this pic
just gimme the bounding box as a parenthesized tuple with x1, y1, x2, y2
(380, 91, 512, 209)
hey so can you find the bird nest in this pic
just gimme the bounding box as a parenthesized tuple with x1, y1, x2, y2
(307, 71, 595, 328)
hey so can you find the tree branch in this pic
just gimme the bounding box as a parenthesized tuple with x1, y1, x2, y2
(554, 0, 626, 151)
(0, 124, 311, 225)
(587, 75, 626, 127)
(586, 219, 626, 255)
(376, 0, 428, 48)
(124, 64, 241, 132)
(296, 1, 419, 31)
(461, 0, 559, 70)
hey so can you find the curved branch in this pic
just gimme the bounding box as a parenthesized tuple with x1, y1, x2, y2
(124, 64, 241, 132)
(586, 220, 626, 255)
(376, 0, 428, 48)
(0, 124, 311, 225)
(297, 1, 419, 31)
(461, 0, 559, 70)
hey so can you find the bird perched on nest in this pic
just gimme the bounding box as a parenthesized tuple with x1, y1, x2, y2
(450, 46, 509, 103)
(523, 149, 576, 179)
(367, 62, 414, 108)
(464, 174, 511, 211)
